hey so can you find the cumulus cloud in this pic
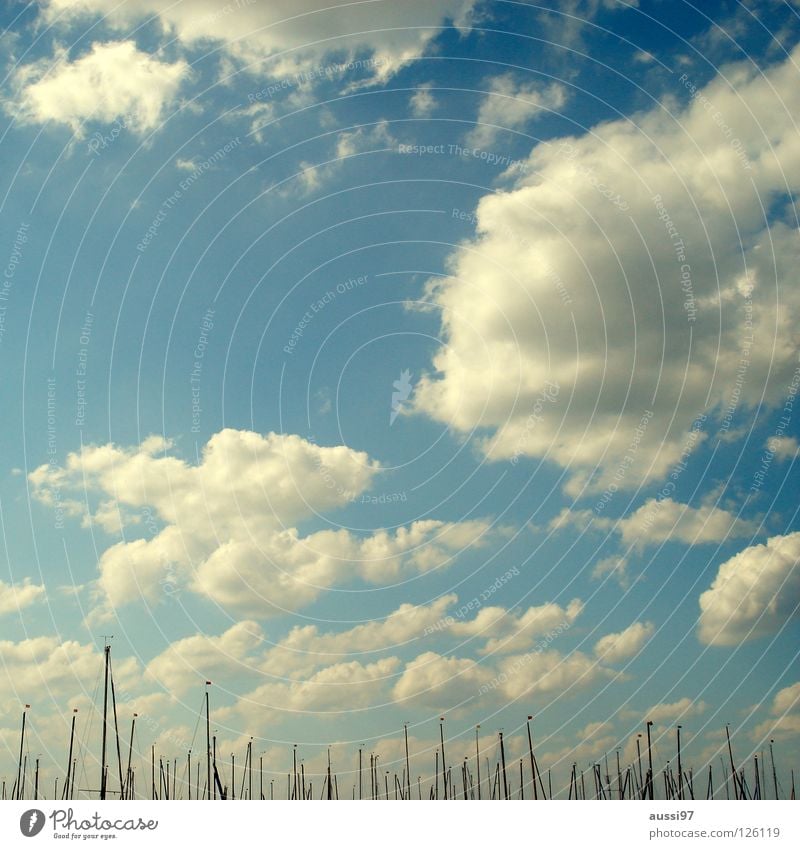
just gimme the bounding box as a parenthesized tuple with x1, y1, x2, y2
(0, 578, 46, 615)
(593, 621, 654, 663)
(412, 45, 800, 495)
(29, 429, 494, 616)
(10, 41, 189, 133)
(466, 75, 568, 148)
(217, 657, 401, 726)
(766, 435, 798, 460)
(146, 594, 584, 697)
(698, 532, 800, 646)
(40, 0, 477, 82)
(456, 598, 583, 655)
(592, 555, 631, 589)
(146, 620, 265, 693)
(143, 594, 639, 722)
(623, 696, 709, 724)
(551, 498, 758, 551)
(410, 83, 437, 117)
(0, 634, 140, 712)
(753, 681, 800, 740)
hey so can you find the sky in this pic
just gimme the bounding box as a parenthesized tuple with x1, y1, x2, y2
(0, 0, 799, 800)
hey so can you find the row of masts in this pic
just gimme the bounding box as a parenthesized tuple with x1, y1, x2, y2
(3, 645, 796, 801)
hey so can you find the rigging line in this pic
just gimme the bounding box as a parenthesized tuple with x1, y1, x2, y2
(74, 653, 105, 799)
(188, 692, 205, 751)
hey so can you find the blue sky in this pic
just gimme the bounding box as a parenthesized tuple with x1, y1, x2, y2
(0, 0, 799, 799)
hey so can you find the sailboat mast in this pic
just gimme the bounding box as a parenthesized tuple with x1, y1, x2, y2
(404, 724, 411, 801)
(64, 709, 77, 800)
(439, 717, 447, 800)
(100, 643, 110, 800)
(205, 682, 212, 801)
(15, 705, 28, 801)
(475, 725, 481, 801)
(526, 716, 538, 800)
(499, 732, 509, 800)
(769, 739, 779, 800)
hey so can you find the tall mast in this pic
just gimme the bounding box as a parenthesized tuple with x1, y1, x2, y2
(499, 731, 509, 800)
(526, 716, 541, 800)
(769, 739, 779, 800)
(15, 705, 28, 801)
(635, 734, 643, 797)
(475, 725, 481, 801)
(100, 642, 111, 800)
(404, 724, 411, 801)
(64, 709, 77, 800)
(676, 725, 683, 800)
(439, 717, 447, 800)
(109, 652, 124, 799)
(248, 739, 253, 800)
(205, 682, 212, 800)
(725, 724, 740, 800)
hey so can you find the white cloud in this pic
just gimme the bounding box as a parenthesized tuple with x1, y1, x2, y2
(551, 498, 758, 551)
(276, 121, 396, 197)
(0, 578, 46, 615)
(766, 435, 798, 460)
(410, 83, 437, 117)
(217, 657, 401, 726)
(457, 598, 583, 655)
(753, 681, 800, 740)
(267, 595, 457, 673)
(10, 41, 189, 133)
(145, 593, 585, 699)
(493, 648, 610, 702)
(466, 75, 567, 148)
(29, 429, 495, 616)
(592, 555, 631, 589)
(146, 620, 265, 693)
(40, 0, 477, 83)
(393, 635, 608, 711)
(0, 634, 140, 712)
(698, 531, 800, 646)
(627, 696, 709, 724)
(594, 621, 654, 663)
(537, 0, 640, 50)
(412, 45, 800, 495)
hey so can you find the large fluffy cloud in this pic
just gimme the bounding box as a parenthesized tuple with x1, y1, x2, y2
(412, 45, 800, 495)
(146, 594, 585, 695)
(29, 429, 494, 616)
(143, 594, 636, 722)
(10, 41, 189, 133)
(698, 532, 800, 646)
(0, 635, 140, 712)
(41, 0, 477, 81)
